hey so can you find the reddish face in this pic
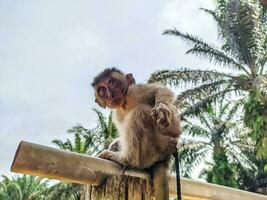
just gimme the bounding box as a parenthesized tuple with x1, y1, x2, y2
(261, 0, 267, 6)
(96, 76, 127, 108)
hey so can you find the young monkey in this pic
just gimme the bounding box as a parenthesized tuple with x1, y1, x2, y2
(92, 68, 181, 200)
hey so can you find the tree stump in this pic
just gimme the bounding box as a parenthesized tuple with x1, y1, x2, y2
(82, 175, 154, 200)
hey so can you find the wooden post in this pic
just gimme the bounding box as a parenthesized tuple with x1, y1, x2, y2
(82, 175, 153, 200)
(11, 141, 267, 200)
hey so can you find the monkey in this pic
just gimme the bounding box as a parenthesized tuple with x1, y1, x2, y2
(91, 68, 181, 200)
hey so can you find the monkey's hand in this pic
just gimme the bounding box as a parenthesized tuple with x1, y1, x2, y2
(151, 103, 172, 128)
(169, 137, 178, 153)
(165, 137, 178, 155)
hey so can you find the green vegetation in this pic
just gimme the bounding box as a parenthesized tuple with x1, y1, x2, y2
(149, 0, 267, 194)
(180, 101, 243, 187)
(47, 109, 118, 199)
(52, 109, 118, 156)
(1, 0, 266, 198)
(0, 175, 49, 200)
(0, 109, 118, 199)
(46, 183, 83, 200)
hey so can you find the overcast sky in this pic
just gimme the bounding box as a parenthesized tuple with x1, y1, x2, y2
(0, 0, 218, 178)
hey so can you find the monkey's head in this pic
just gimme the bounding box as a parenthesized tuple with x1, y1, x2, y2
(91, 68, 135, 109)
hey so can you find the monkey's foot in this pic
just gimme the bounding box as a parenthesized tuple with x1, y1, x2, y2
(151, 103, 172, 128)
(98, 150, 127, 167)
(97, 150, 114, 160)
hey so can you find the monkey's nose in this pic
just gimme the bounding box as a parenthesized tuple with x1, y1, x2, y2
(107, 91, 114, 100)
(106, 90, 112, 98)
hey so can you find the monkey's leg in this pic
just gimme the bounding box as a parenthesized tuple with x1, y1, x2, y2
(151, 161, 169, 200)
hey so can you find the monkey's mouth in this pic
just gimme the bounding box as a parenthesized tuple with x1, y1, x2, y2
(113, 98, 125, 106)
(106, 97, 125, 108)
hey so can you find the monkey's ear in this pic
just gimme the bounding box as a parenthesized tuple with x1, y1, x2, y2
(95, 98, 107, 109)
(126, 73, 136, 85)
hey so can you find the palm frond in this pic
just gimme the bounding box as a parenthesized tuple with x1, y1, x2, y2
(176, 80, 230, 108)
(74, 132, 82, 153)
(198, 112, 213, 132)
(254, 75, 267, 103)
(0, 175, 49, 200)
(47, 182, 82, 200)
(93, 108, 108, 138)
(52, 140, 67, 150)
(218, 101, 231, 119)
(179, 139, 210, 174)
(64, 139, 74, 151)
(183, 123, 211, 138)
(180, 88, 237, 118)
(200, 8, 219, 22)
(163, 29, 249, 73)
(200, 7, 227, 43)
(81, 129, 95, 154)
(223, 0, 266, 72)
(148, 68, 233, 87)
(108, 112, 118, 138)
(225, 98, 245, 121)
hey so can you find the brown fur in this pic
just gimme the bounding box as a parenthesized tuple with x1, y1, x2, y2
(93, 70, 181, 200)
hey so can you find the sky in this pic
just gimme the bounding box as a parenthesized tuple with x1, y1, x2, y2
(0, 0, 218, 179)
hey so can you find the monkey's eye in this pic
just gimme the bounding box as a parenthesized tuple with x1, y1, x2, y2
(98, 87, 106, 97)
(109, 79, 118, 88)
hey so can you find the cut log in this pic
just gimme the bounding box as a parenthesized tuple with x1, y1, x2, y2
(82, 175, 154, 200)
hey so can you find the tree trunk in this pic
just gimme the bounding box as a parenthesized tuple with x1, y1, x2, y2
(82, 175, 154, 200)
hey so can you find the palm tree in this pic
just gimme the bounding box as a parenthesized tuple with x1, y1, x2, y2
(52, 125, 97, 155)
(236, 140, 267, 194)
(51, 126, 93, 200)
(179, 100, 248, 187)
(0, 175, 49, 200)
(204, 148, 238, 187)
(52, 110, 118, 156)
(149, 0, 267, 158)
(46, 182, 82, 200)
(50, 109, 118, 199)
(93, 109, 118, 150)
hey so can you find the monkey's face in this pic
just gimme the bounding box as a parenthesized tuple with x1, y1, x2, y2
(95, 73, 128, 109)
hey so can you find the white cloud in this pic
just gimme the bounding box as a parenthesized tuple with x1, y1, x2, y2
(0, 0, 222, 180)
(61, 26, 110, 66)
(159, 0, 217, 44)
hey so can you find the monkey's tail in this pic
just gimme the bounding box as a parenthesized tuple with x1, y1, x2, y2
(173, 151, 182, 200)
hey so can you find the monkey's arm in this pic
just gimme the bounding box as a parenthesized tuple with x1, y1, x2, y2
(154, 86, 175, 105)
(162, 104, 181, 138)
(151, 86, 181, 133)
